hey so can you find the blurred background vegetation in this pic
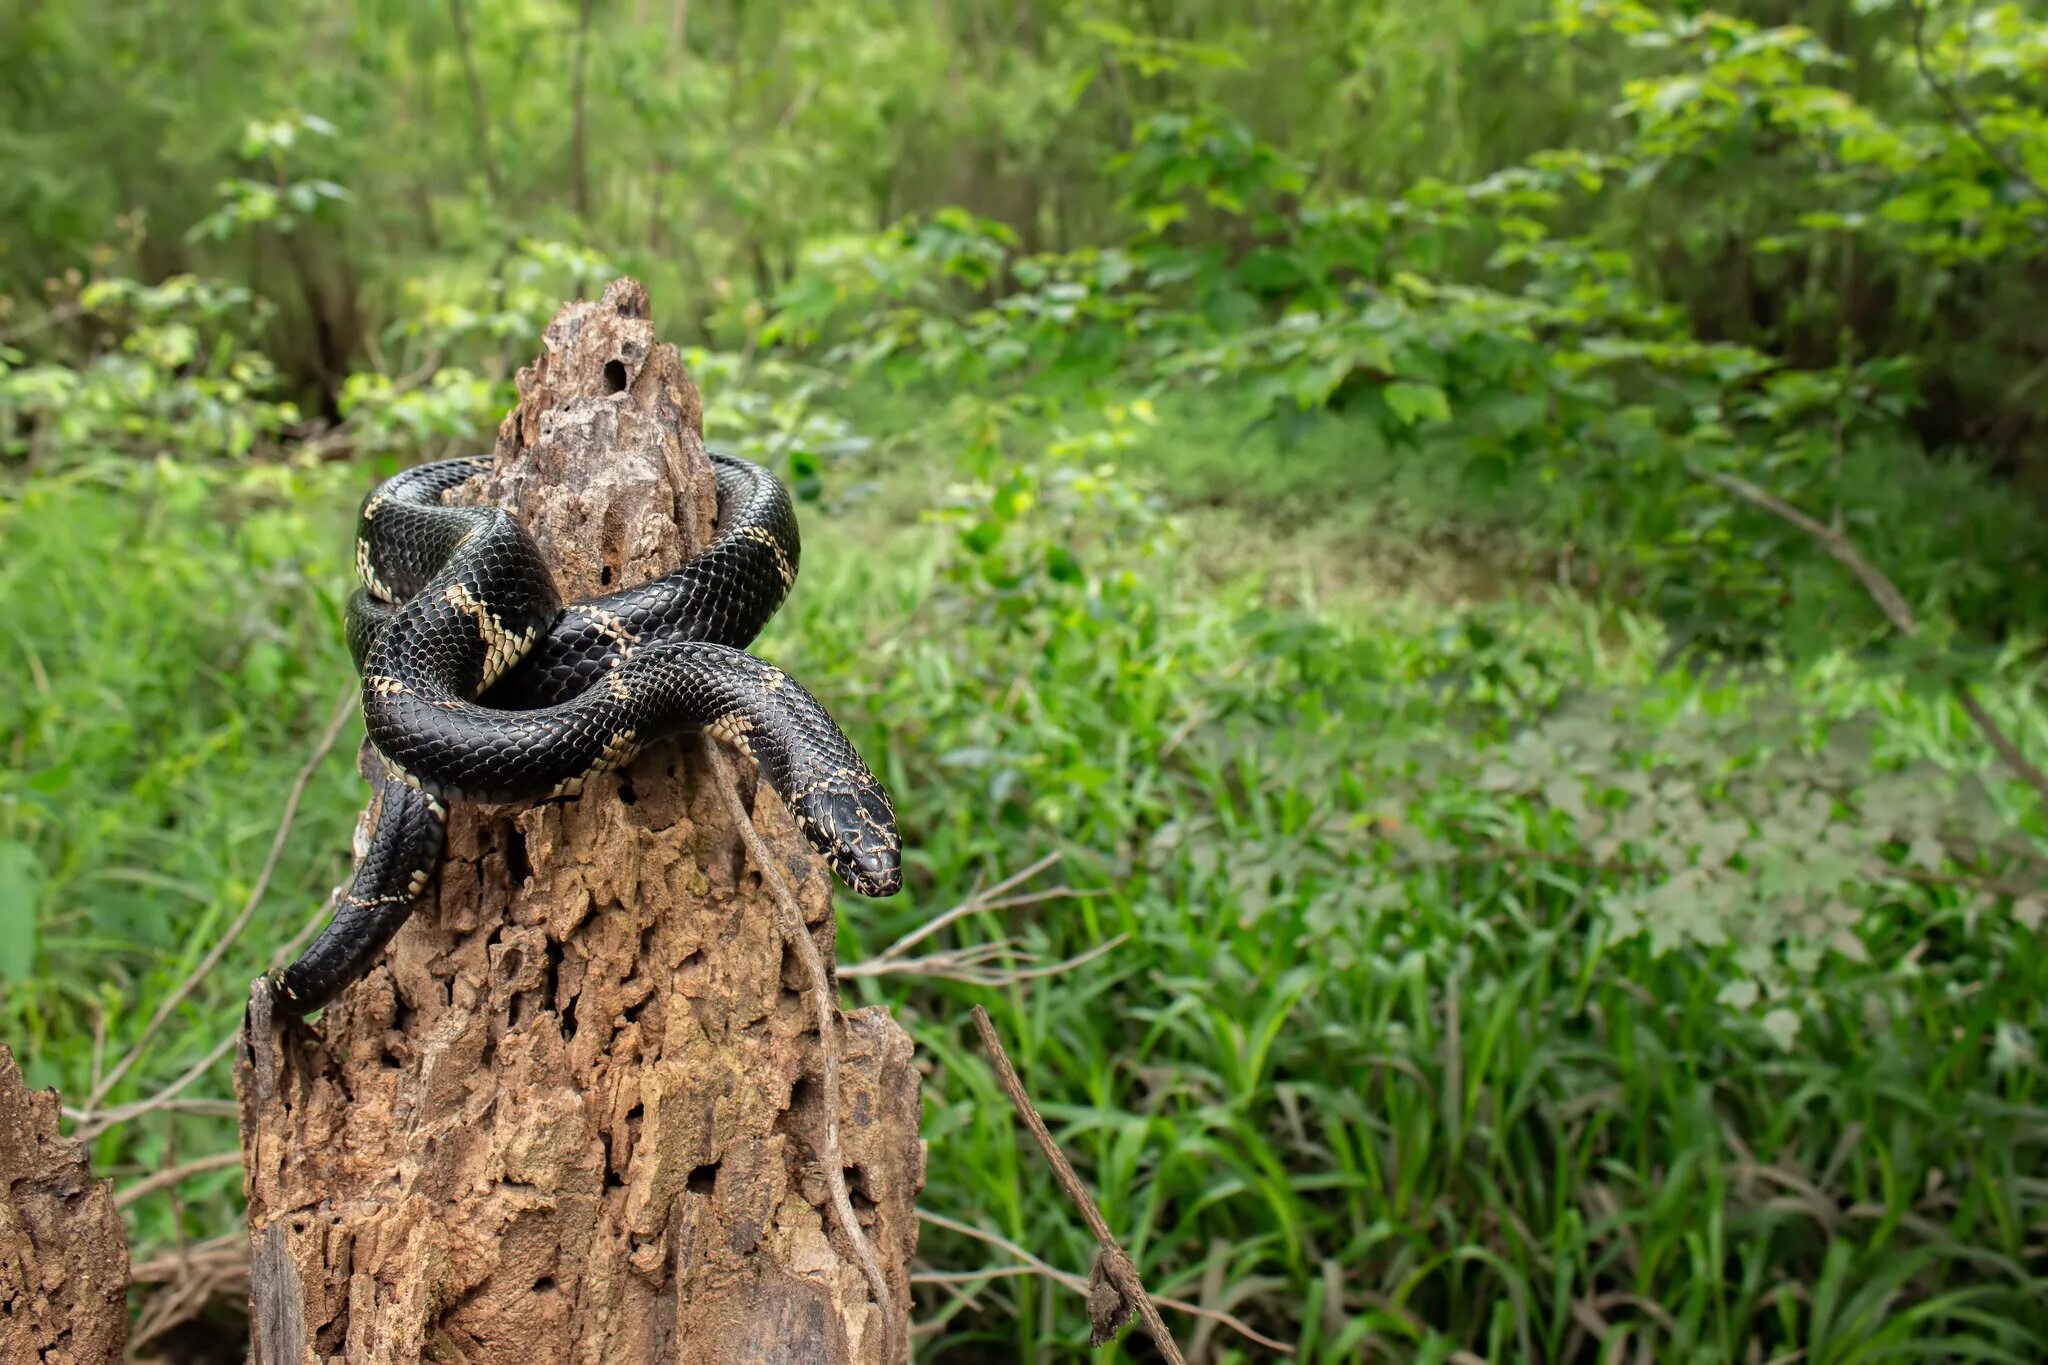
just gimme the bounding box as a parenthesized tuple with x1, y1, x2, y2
(6, 0, 2048, 1358)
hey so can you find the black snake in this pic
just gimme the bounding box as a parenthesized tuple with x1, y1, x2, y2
(273, 450, 901, 1013)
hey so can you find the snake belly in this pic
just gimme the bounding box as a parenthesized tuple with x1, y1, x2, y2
(274, 451, 901, 1014)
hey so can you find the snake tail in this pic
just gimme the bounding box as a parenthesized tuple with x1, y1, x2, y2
(271, 765, 447, 1013)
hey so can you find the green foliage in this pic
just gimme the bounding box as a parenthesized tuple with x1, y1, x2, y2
(0, 274, 299, 465)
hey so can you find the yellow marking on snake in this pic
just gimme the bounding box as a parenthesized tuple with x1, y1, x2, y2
(569, 603, 639, 649)
(356, 538, 394, 602)
(741, 525, 796, 588)
(364, 674, 409, 697)
(707, 712, 756, 757)
(381, 756, 426, 792)
(443, 582, 539, 687)
(590, 728, 640, 775)
(344, 891, 414, 909)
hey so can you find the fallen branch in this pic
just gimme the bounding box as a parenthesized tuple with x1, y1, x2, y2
(969, 1004, 1188, 1361)
(701, 734, 898, 1362)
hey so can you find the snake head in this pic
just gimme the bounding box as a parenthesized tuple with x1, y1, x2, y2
(796, 783, 903, 897)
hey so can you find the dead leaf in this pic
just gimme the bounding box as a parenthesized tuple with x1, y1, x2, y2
(1087, 1251, 1138, 1346)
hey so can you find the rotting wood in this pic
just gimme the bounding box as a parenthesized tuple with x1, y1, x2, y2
(0, 1043, 130, 1364)
(236, 278, 922, 1363)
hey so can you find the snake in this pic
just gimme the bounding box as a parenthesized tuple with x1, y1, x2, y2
(272, 450, 902, 1014)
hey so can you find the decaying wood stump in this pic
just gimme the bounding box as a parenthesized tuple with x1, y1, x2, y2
(0, 1044, 129, 1363)
(236, 279, 922, 1363)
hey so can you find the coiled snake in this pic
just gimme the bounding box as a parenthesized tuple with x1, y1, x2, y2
(273, 450, 901, 1013)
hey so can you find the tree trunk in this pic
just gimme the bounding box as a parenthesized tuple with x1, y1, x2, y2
(236, 278, 921, 1363)
(0, 1044, 129, 1364)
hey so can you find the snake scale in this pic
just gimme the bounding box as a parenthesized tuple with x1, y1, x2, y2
(273, 450, 901, 1014)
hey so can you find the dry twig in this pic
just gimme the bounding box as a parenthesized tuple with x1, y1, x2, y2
(1696, 467, 2048, 812)
(839, 852, 1123, 985)
(916, 1208, 1294, 1355)
(113, 1150, 243, 1211)
(129, 1230, 252, 1349)
(701, 735, 898, 1361)
(969, 1004, 1189, 1361)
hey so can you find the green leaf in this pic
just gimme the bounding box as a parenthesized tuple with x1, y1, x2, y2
(1760, 1007, 1802, 1051)
(0, 841, 41, 982)
(1384, 381, 1452, 427)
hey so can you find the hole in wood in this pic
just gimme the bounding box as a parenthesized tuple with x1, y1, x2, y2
(687, 1162, 719, 1196)
(504, 825, 532, 885)
(845, 1165, 876, 1214)
(542, 935, 565, 1019)
(603, 358, 628, 393)
(600, 564, 614, 587)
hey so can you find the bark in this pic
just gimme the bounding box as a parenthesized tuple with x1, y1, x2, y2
(0, 1044, 129, 1364)
(237, 278, 921, 1363)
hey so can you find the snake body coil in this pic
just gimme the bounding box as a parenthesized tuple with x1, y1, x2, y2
(275, 451, 901, 1013)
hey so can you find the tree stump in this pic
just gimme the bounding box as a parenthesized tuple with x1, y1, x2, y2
(236, 279, 922, 1363)
(0, 1044, 129, 1364)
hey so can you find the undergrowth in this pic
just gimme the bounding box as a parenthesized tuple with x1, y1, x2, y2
(6, 425, 2047, 1359)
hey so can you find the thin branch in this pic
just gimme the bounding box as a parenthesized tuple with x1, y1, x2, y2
(1698, 468, 1919, 633)
(1908, 0, 2048, 210)
(1695, 466, 2048, 812)
(701, 736, 898, 1361)
(840, 851, 1120, 985)
(87, 686, 355, 1110)
(65, 1097, 237, 1132)
(916, 1209, 1295, 1355)
(446, 0, 506, 201)
(867, 851, 1064, 961)
(130, 1230, 251, 1347)
(66, 1029, 242, 1141)
(113, 1150, 243, 1211)
(571, 0, 598, 222)
(969, 1005, 1188, 1362)
(842, 934, 1128, 986)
